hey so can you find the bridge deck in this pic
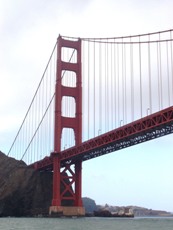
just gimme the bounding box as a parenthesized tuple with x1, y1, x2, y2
(30, 106, 173, 171)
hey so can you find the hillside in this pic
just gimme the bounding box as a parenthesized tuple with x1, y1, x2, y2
(0, 151, 53, 216)
(0, 151, 72, 217)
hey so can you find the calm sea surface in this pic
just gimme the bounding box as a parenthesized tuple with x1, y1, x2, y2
(0, 217, 173, 230)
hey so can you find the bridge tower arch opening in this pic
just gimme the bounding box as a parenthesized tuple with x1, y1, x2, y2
(49, 35, 85, 216)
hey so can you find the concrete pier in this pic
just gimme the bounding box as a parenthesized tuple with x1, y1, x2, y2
(49, 206, 85, 217)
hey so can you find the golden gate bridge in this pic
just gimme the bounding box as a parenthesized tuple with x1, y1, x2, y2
(7, 29, 173, 216)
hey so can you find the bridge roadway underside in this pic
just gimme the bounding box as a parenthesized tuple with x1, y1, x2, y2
(31, 106, 173, 171)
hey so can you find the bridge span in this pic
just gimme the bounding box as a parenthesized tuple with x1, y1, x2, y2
(8, 29, 173, 216)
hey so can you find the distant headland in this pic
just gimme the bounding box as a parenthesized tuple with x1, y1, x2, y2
(82, 197, 173, 217)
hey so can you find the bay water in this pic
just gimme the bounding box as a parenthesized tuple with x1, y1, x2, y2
(0, 217, 173, 230)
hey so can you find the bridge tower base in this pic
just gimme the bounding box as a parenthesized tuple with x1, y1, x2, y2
(49, 206, 85, 217)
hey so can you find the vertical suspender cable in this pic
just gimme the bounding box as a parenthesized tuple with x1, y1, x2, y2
(67, 53, 70, 147)
(105, 41, 107, 131)
(38, 74, 41, 159)
(41, 75, 44, 158)
(124, 41, 127, 124)
(106, 39, 109, 131)
(130, 37, 134, 121)
(30, 94, 33, 163)
(166, 40, 170, 106)
(20, 112, 24, 160)
(159, 33, 163, 109)
(122, 38, 124, 125)
(139, 36, 142, 118)
(41, 72, 44, 155)
(30, 100, 33, 162)
(148, 34, 152, 114)
(99, 41, 102, 135)
(82, 41, 84, 141)
(35, 93, 37, 162)
(157, 41, 161, 110)
(114, 38, 117, 128)
(30, 104, 33, 162)
(45, 67, 48, 155)
(48, 59, 51, 154)
(36, 85, 39, 161)
(111, 41, 113, 129)
(53, 47, 56, 150)
(38, 80, 41, 159)
(49, 58, 52, 152)
(170, 30, 173, 105)
(117, 43, 120, 126)
(93, 40, 96, 137)
(33, 90, 36, 162)
(26, 103, 29, 162)
(87, 41, 90, 140)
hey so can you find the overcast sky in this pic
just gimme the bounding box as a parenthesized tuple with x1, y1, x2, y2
(1, 0, 173, 212)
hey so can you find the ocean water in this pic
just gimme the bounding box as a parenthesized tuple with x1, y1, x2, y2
(0, 217, 173, 230)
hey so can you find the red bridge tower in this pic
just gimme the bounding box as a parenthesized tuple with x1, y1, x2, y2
(49, 36, 85, 216)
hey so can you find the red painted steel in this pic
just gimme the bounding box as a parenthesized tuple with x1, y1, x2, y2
(30, 106, 173, 171)
(52, 155, 61, 206)
(51, 36, 83, 207)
